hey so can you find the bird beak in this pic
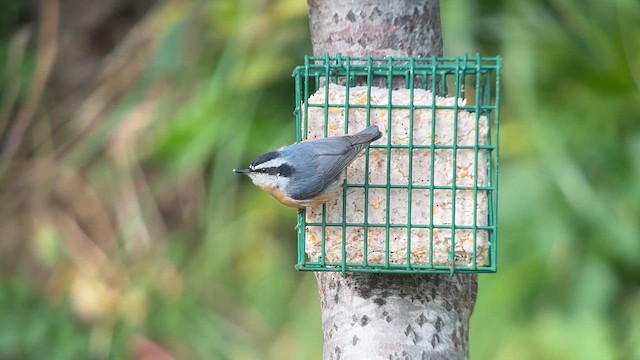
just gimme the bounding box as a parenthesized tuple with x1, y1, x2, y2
(233, 168, 251, 174)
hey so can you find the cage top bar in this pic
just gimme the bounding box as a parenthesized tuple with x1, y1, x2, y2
(292, 54, 502, 76)
(299, 54, 502, 62)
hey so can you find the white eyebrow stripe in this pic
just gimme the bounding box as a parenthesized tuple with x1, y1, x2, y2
(253, 157, 285, 170)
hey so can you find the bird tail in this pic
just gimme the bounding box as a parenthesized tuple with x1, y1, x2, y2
(349, 125, 382, 145)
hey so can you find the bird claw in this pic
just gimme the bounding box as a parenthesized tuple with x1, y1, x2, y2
(294, 208, 305, 231)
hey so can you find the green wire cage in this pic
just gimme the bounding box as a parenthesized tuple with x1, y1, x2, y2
(293, 54, 501, 274)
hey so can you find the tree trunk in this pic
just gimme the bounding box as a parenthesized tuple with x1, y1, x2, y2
(308, 0, 443, 58)
(307, 1, 478, 359)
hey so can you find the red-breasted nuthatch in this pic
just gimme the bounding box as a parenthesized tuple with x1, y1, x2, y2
(233, 125, 382, 208)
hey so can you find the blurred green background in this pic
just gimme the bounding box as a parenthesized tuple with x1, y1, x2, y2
(0, 0, 638, 359)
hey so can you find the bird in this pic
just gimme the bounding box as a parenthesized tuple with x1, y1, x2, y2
(234, 125, 382, 208)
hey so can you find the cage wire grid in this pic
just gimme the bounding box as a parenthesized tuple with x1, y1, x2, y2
(293, 54, 501, 274)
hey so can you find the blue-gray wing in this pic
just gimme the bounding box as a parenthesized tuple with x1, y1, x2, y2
(318, 125, 382, 182)
(289, 126, 382, 200)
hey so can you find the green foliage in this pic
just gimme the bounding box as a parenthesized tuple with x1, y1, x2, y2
(0, 279, 90, 359)
(0, 0, 638, 359)
(445, 0, 640, 358)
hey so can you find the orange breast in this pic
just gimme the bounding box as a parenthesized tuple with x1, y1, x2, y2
(261, 186, 342, 209)
(263, 186, 305, 208)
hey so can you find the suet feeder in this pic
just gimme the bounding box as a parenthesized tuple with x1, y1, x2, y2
(293, 54, 501, 274)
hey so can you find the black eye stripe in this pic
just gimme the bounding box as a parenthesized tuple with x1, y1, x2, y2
(254, 164, 294, 177)
(277, 163, 294, 177)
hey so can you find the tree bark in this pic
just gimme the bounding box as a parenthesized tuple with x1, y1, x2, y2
(307, 1, 478, 359)
(316, 273, 477, 359)
(308, 0, 443, 59)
